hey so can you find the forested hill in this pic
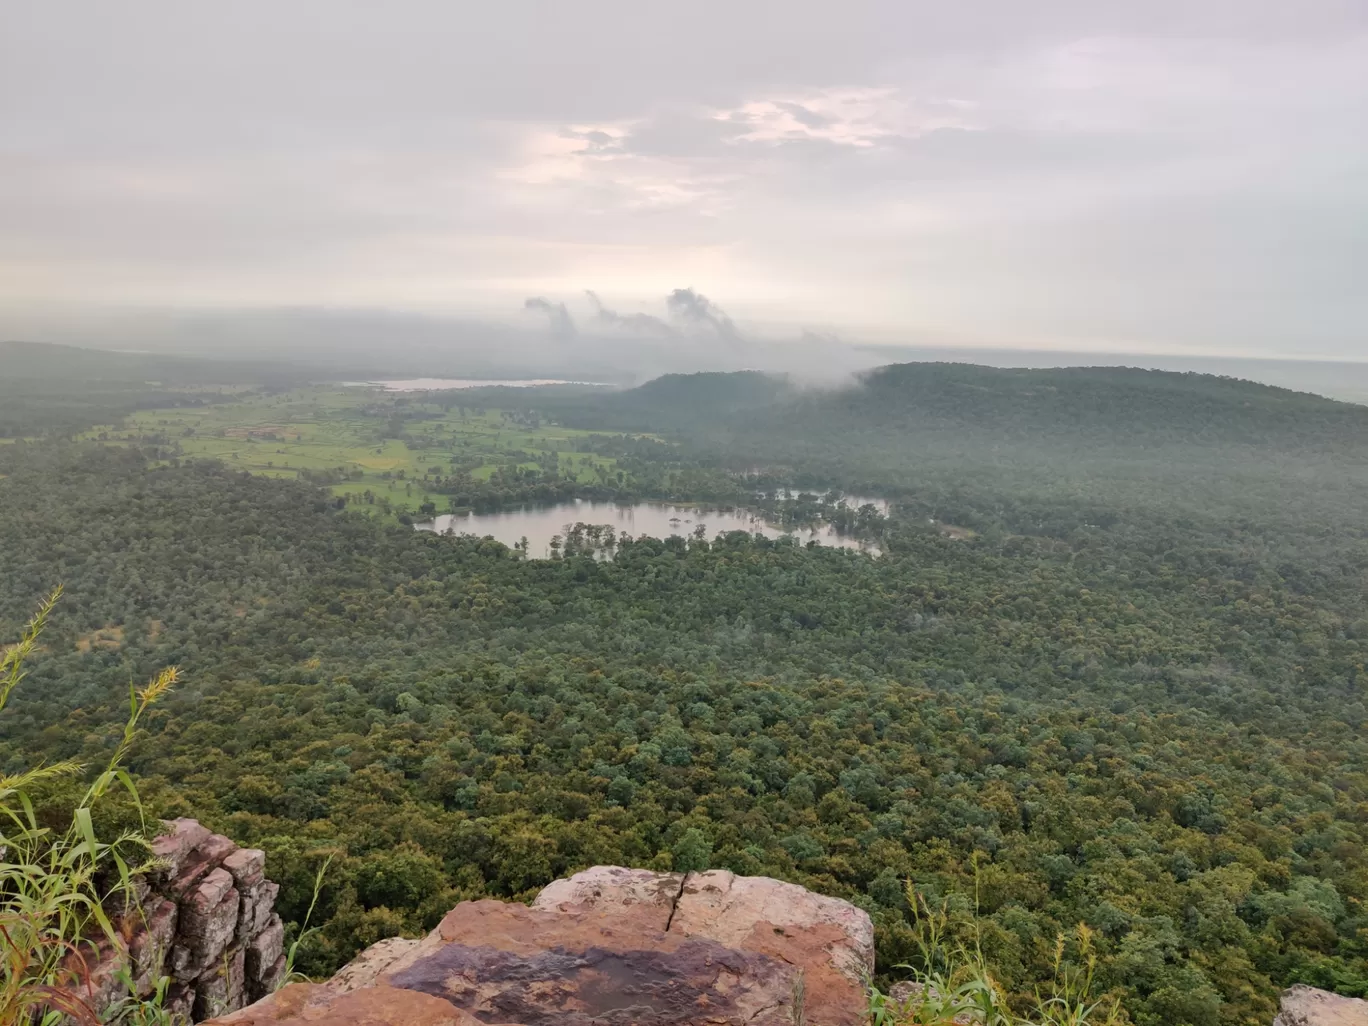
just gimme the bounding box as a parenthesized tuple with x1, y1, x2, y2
(0, 340, 309, 436)
(578, 363, 1368, 453)
(821, 363, 1368, 448)
(550, 363, 1368, 543)
(587, 370, 795, 430)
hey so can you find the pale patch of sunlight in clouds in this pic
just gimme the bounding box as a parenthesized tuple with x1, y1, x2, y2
(498, 121, 738, 214)
(715, 88, 976, 147)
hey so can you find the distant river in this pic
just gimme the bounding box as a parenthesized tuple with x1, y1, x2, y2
(415, 499, 887, 558)
(345, 378, 607, 391)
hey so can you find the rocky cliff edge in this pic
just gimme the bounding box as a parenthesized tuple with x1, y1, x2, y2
(1273, 985, 1368, 1026)
(198, 862, 1368, 1026)
(210, 865, 875, 1026)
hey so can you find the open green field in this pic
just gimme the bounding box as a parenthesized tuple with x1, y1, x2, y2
(85, 385, 635, 515)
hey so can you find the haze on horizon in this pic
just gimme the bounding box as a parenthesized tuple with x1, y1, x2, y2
(2, 1, 1366, 365)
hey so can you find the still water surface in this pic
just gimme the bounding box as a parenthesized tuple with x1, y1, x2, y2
(415, 499, 886, 558)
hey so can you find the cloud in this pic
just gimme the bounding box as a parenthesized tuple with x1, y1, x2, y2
(523, 296, 576, 337)
(585, 290, 676, 336)
(524, 287, 747, 345)
(666, 288, 739, 341)
(3, 4, 1368, 359)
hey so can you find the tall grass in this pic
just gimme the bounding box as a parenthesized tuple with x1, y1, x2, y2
(866, 881, 1123, 1026)
(281, 855, 332, 987)
(0, 589, 178, 1025)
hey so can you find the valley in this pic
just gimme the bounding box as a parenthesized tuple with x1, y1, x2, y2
(3, 351, 1368, 1026)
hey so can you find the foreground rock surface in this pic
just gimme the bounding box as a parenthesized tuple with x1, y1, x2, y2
(211, 866, 874, 1026)
(213, 984, 490, 1026)
(1274, 985, 1368, 1026)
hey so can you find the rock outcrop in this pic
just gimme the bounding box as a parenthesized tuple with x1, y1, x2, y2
(210, 866, 874, 1026)
(80, 818, 284, 1021)
(1274, 985, 1368, 1026)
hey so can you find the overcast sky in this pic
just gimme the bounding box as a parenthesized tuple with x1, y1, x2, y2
(3, 1, 1366, 359)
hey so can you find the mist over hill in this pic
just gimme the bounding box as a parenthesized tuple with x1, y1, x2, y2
(8, 305, 1368, 403)
(565, 363, 1368, 451)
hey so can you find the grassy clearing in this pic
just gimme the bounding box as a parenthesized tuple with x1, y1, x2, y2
(84, 385, 635, 516)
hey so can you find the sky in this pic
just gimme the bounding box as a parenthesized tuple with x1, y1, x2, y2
(2, 1, 1367, 361)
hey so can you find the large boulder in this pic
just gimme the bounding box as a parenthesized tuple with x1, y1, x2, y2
(1274, 985, 1368, 1026)
(212, 866, 874, 1026)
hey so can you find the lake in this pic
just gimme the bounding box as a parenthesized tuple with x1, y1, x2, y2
(345, 378, 606, 392)
(415, 498, 887, 558)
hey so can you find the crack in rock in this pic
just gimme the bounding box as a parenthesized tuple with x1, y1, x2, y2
(664, 870, 691, 932)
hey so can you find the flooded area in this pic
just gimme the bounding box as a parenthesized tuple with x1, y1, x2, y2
(415, 498, 887, 558)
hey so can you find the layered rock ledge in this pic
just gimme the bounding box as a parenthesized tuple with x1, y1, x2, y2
(82, 817, 284, 1021)
(212, 866, 875, 1026)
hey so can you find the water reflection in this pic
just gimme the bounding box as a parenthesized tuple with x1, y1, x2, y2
(415, 498, 886, 558)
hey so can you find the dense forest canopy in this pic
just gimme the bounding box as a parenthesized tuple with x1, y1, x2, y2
(2, 348, 1367, 1026)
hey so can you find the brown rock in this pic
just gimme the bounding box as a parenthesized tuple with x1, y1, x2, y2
(238, 892, 258, 936)
(1275, 985, 1368, 1026)
(189, 867, 237, 914)
(247, 916, 285, 982)
(71, 935, 126, 1018)
(109, 873, 154, 917)
(194, 946, 246, 1020)
(202, 834, 240, 863)
(209, 983, 492, 1026)
(150, 818, 211, 878)
(169, 834, 239, 899)
(224, 848, 267, 888)
(533, 865, 684, 925)
(236, 878, 279, 938)
(249, 881, 280, 935)
(671, 869, 875, 1024)
(329, 937, 422, 994)
(165, 981, 195, 1022)
(129, 897, 179, 996)
(530, 867, 873, 1026)
(379, 899, 799, 1026)
(181, 867, 241, 973)
(218, 865, 872, 1026)
(251, 954, 288, 1002)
